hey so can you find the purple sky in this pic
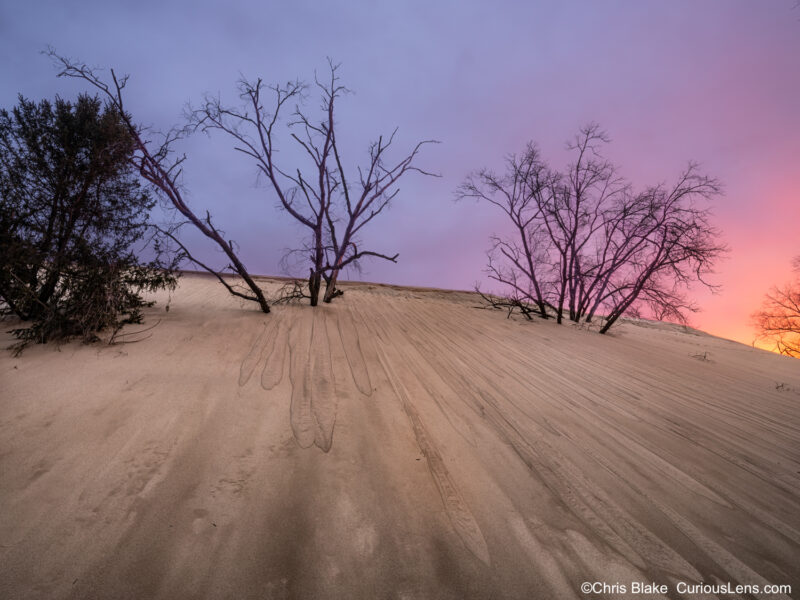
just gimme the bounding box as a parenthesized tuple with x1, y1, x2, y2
(2, 1, 799, 345)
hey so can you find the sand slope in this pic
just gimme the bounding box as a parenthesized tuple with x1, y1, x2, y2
(1, 274, 799, 599)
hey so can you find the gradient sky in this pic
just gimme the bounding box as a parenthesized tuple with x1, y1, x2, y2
(2, 1, 799, 346)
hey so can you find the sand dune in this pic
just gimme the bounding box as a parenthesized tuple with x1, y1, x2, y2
(1, 273, 798, 599)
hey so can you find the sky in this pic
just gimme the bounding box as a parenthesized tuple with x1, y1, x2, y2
(1, 0, 798, 347)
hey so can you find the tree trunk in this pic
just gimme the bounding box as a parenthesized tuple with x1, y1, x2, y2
(323, 269, 340, 303)
(309, 270, 321, 306)
(556, 279, 566, 324)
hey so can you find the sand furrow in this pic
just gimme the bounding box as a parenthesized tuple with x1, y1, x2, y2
(2, 274, 799, 599)
(374, 341, 491, 567)
(334, 309, 372, 396)
(309, 310, 337, 453)
(288, 310, 316, 449)
(353, 302, 478, 447)
(383, 300, 732, 580)
(238, 319, 273, 386)
(260, 321, 287, 390)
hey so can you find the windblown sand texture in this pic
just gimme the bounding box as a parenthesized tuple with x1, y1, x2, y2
(1, 273, 799, 599)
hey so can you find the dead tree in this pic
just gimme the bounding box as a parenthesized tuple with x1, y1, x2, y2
(456, 145, 552, 318)
(191, 60, 436, 306)
(322, 123, 436, 303)
(580, 191, 660, 323)
(48, 50, 270, 313)
(461, 126, 725, 333)
(754, 257, 800, 357)
(535, 125, 628, 324)
(594, 165, 724, 333)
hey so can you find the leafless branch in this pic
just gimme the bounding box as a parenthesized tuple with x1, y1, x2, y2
(47, 48, 270, 313)
(459, 126, 726, 334)
(189, 60, 438, 306)
(753, 261, 800, 357)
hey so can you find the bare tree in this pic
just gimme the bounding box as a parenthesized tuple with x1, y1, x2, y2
(191, 60, 436, 306)
(580, 191, 661, 324)
(321, 125, 436, 302)
(460, 125, 726, 333)
(534, 125, 628, 324)
(48, 50, 271, 313)
(754, 257, 800, 357)
(594, 165, 724, 333)
(456, 145, 552, 318)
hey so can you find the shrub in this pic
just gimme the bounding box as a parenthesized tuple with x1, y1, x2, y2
(0, 94, 178, 353)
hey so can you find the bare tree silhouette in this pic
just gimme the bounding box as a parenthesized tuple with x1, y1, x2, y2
(48, 50, 271, 313)
(535, 125, 629, 325)
(594, 165, 724, 333)
(190, 60, 437, 306)
(457, 144, 552, 319)
(460, 125, 726, 333)
(754, 257, 800, 357)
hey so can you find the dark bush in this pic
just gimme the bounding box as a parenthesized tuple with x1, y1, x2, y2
(0, 94, 179, 353)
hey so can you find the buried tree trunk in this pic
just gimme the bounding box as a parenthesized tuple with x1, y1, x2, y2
(323, 251, 348, 303)
(308, 270, 321, 307)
